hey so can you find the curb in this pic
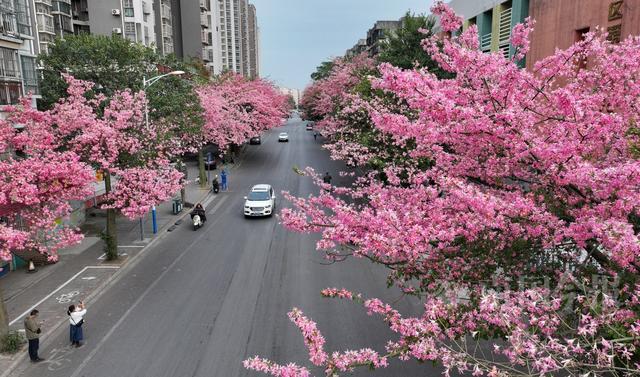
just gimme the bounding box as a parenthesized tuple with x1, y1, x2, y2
(0, 187, 214, 377)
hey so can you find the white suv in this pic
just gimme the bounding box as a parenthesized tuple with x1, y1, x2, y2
(244, 184, 275, 217)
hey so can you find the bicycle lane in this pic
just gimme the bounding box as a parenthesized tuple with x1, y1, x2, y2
(8, 266, 120, 331)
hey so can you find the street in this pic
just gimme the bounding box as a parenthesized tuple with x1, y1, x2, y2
(10, 115, 429, 377)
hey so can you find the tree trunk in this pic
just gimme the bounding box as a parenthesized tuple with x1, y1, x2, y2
(177, 160, 187, 204)
(104, 172, 118, 260)
(0, 287, 8, 338)
(198, 149, 206, 188)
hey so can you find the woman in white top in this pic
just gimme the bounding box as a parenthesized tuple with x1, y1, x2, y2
(68, 301, 86, 347)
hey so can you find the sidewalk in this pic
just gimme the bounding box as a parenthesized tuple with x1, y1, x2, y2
(0, 159, 225, 371)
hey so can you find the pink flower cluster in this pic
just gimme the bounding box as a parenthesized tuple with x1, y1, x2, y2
(198, 73, 290, 152)
(0, 96, 94, 263)
(248, 3, 640, 377)
(51, 76, 183, 220)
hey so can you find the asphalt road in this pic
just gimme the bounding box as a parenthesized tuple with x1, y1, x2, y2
(12, 115, 432, 377)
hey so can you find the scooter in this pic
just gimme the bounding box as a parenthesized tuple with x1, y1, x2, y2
(192, 214, 203, 231)
(212, 179, 220, 194)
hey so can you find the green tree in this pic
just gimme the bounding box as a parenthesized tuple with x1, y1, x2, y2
(378, 12, 445, 75)
(310, 61, 335, 81)
(39, 34, 158, 109)
(148, 55, 208, 193)
(38, 35, 208, 258)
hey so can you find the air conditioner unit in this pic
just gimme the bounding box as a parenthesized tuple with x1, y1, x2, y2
(112, 27, 122, 34)
(111, 9, 121, 16)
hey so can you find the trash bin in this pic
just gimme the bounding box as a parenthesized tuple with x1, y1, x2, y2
(172, 199, 183, 215)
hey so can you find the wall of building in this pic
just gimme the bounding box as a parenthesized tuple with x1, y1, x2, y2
(86, 0, 122, 36)
(178, 0, 202, 59)
(526, 0, 640, 69)
(170, 0, 183, 57)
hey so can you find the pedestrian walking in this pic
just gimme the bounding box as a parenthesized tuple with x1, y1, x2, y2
(220, 169, 228, 191)
(323, 172, 332, 184)
(313, 132, 318, 140)
(24, 309, 43, 362)
(68, 301, 87, 347)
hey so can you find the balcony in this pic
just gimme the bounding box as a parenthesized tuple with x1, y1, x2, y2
(199, 0, 208, 11)
(162, 27, 172, 39)
(36, 14, 55, 34)
(35, 0, 52, 6)
(161, 4, 171, 20)
(201, 30, 209, 44)
(202, 48, 212, 62)
(200, 14, 209, 28)
(480, 33, 491, 52)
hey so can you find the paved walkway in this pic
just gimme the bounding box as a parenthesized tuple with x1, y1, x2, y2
(0, 159, 229, 371)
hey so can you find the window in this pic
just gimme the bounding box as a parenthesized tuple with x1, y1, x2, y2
(20, 56, 38, 95)
(124, 21, 136, 41)
(14, 0, 31, 36)
(54, 1, 71, 15)
(575, 27, 589, 69)
(0, 81, 21, 105)
(124, 0, 134, 17)
(0, 9, 17, 35)
(0, 47, 19, 78)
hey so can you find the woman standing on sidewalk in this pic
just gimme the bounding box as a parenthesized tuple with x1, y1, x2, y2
(68, 301, 87, 347)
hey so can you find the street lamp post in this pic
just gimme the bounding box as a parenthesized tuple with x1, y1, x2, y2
(138, 70, 185, 241)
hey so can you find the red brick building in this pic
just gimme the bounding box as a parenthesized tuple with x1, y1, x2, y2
(526, 0, 640, 70)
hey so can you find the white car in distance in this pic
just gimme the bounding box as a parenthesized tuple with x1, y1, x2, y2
(244, 184, 276, 217)
(278, 132, 289, 142)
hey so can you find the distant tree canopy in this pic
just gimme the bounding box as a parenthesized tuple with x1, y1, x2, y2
(378, 11, 447, 76)
(39, 34, 158, 109)
(310, 61, 335, 81)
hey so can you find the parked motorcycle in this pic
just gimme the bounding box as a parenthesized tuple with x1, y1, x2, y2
(212, 178, 220, 194)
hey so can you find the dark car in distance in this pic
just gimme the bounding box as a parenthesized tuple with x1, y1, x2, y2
(249, 136, 261, 145)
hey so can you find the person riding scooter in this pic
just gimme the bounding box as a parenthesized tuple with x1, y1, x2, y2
(190, 203, 206, 230)
(191, 203, 207, 222)
(212, 175, 220, 194)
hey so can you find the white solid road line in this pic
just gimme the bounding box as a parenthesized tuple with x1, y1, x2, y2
(68, 196, 228, 377)
(9, 266, 120, 326)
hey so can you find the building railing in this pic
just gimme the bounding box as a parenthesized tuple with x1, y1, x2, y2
(200, 14, 209, 28)
(480, 33, 491, 51)
(496, 7, 512, 58)
(35, 0, 52, 6)
(161, 4, 171, 20)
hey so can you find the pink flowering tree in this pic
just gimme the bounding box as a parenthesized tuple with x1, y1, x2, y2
(301, 54, 437, 173)
(198, 73, 290, 156)
(246, 3, 640, 376)
(49, 76, 182, 259)
(0, 97, 94, 335)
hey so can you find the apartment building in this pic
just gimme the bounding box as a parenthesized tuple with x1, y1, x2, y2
(345, 39, 367, 58)
(57, 0, 156, 48)
(153, 0, 174, 55)
(217, 0, 258, 76)
(247, 2, 258, 77)
(449, 0, 529, 64)
(526, 0, 640, 69)
(33, 0, 72, 54)
(449, 0, 640, 69)
(0, 0, 39, 107)
(345, 20, 400, 58)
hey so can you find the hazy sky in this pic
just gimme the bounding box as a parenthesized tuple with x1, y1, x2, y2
(250, 0, 435, 91)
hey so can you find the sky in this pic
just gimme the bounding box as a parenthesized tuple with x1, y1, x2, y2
(250, 0, 435, 91)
